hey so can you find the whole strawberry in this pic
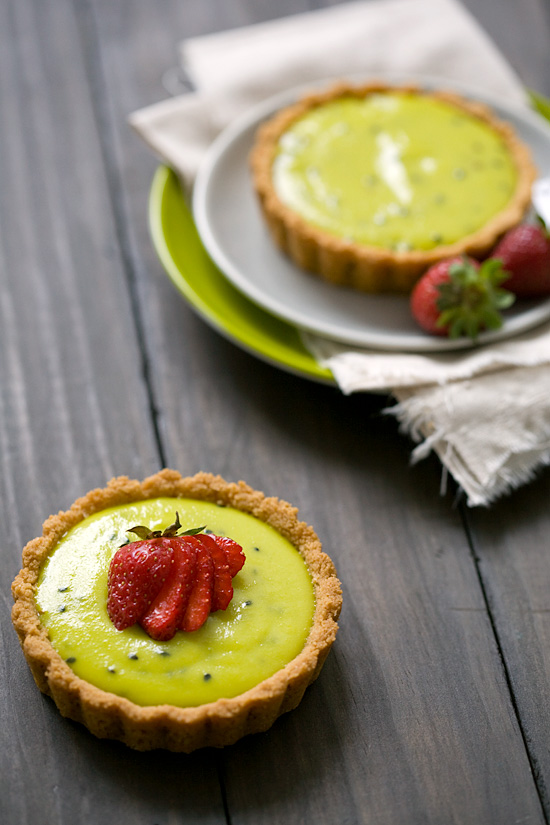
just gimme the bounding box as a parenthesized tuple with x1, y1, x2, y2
(490, 222, 550, 297)
(410, 255, 515, 339)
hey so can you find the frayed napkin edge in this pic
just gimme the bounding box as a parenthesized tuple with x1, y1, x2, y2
(386, 396, 550, 506)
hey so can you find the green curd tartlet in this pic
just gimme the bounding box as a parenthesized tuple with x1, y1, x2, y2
(250, 82, 536, 293)
(11, 470, 342, 752)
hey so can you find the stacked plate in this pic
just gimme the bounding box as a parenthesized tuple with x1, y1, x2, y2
(149, 79, 550, 384)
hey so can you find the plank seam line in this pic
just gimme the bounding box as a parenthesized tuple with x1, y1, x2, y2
(216, 754, 233, 825)
(72, 5, 230, 820)
(73, 0, 167, 469)
(460, 505, 549, 822)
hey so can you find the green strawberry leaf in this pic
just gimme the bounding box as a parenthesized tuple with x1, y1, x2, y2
(535, 213, 549, 234)
(181, 526, 207, 536)
(125, 513, 206, 542)
(126, 525, 155, 541)
(436, 256, 515, 340)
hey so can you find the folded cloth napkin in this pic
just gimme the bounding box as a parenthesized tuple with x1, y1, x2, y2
(130, 0, 528, 189)
(130, 0, 550, 506)
(304, 331, 550, 506)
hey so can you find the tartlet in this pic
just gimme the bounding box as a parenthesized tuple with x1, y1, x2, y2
(250, 81, 536, 293)
(11, 469, 342, 752)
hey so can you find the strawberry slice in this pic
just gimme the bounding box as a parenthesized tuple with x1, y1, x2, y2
(107, 539, 173, 631)
(140, 538, 198, 641)
(199, 533, 234, 611)
(214, 536, 246, 577)
(181, 543, 215, 632)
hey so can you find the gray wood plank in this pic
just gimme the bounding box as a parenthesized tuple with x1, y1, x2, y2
(461, 0, 550, 96)
(467, 478, 550, 817)
(219, 385, 545, 825)
(90, 0, 550, 822)
(3, 0, 550, 823)
(0, 0, 225, 822)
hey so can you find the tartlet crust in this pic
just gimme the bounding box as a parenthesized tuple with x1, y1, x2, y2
(250, 81, 537, 293)
(11, 469, 342, 752)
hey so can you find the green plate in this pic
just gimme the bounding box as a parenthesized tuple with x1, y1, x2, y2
(148, 165, 334, 384)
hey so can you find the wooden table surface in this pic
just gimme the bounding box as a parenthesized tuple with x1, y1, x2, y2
(2, 1, 550, 823)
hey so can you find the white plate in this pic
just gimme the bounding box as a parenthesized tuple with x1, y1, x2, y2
(193, 75, 550, 352)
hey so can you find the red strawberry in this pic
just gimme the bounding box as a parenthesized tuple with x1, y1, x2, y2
(199, 533, 234, 611)
(410, 255, 515, 339)
(140, 538, 198, 641)
(214, 536, 246, 577)
(181, 543, 215, 632)
(490, 223, 550, 297)
(106, 516, 246, 641)
(107, 539, 173, 630)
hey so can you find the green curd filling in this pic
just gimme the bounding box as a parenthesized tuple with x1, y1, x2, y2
(36, 498, 315, 708)
(272, 92, 518, 251)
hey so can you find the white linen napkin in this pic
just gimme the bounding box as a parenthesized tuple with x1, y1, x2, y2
(131, 0, 528, 190)
(304, 330, 550, 506)
(130, 0, 550, 506)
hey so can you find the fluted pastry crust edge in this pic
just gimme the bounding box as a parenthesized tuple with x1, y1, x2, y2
(250, 81, 537, 293)
(12, 469, 342, 752)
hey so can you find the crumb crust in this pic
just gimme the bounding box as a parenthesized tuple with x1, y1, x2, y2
(11, 469, 342, 752)
(250, 81, 536, 293)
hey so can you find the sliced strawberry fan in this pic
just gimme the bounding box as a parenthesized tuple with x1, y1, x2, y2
(107, 513, 245, 641)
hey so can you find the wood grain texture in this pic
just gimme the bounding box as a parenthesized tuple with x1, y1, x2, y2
(0, 0, 222, 821)
(461, 0, 550, 95)
(467, 476, 550, 815)
(92, 1, 549, 823)
(2, 0, 550, 823)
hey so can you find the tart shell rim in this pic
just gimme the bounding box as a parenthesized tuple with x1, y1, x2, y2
(11, 469, 342, 752)
(249, 80, 537, 293)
